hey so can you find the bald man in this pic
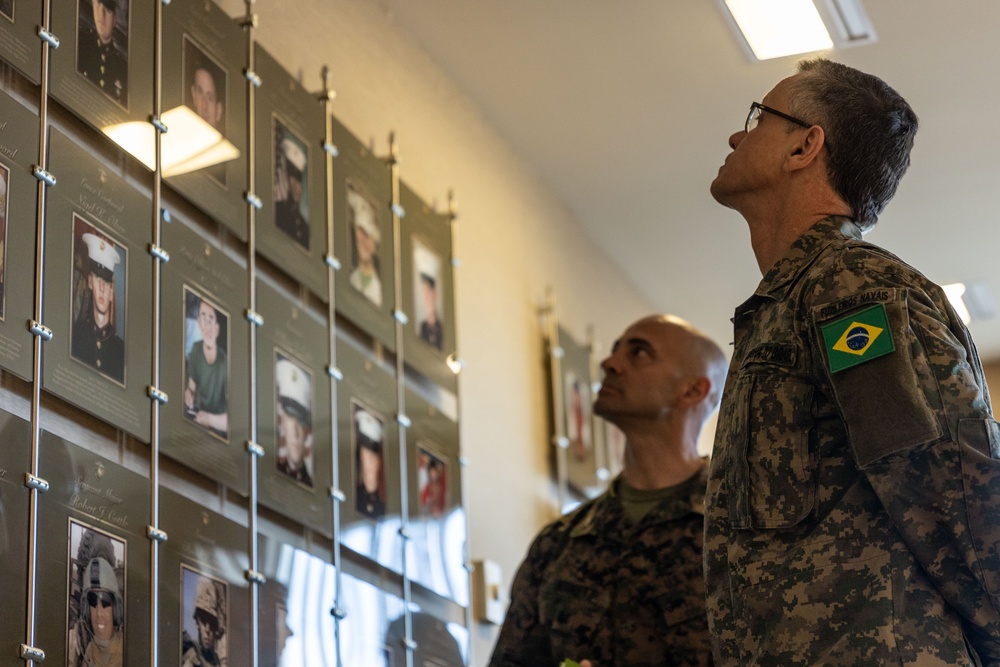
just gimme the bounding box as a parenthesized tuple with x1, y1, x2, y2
(489, 315, 728, 667)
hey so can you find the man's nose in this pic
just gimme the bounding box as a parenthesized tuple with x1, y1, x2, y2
(729, 130, 746, 150)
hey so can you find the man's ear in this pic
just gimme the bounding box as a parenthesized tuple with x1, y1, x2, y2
(785, 125, 826, 172)
(678, 376, 711, 409)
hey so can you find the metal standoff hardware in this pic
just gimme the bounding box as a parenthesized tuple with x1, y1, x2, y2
(324, 254, 341, 270)
(243, 68, 262, 87)
(326, 365, 344, 381)
(37, 27, 60, 48)
(28, 321, 53, 341)
(551, 346, 565, 359)
(245, 441, 264, 458)
(161, 208, 172, 223)
(148, 244, 170, 263)
(19, 645, 45, 661)
(24, 473, 49, 493)
(328, 487, 346, 503)
(147, 387, 169, 404)
(391, 203, 405, 218)
(397, 526, 411, 540)
(451, 257, 461, 268)
(244, 192, 263, 209)
(330, 606, 347, 620)
(244, 569, 266, 585)
(244, 309, 264, 327)
(146, 526, 168, 542)
(323, 141, 339, 158)
(555, 436, 570, 449)
(402, 638, 418, 651)
(32, 166, 56, 187)
(459, 455, 471, 467)
(393, 310, 409, 325)
(396, 414, 412, 429)
(150, 116, 168, 133)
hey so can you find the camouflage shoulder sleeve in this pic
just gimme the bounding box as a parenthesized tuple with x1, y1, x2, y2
(486, 510, 581, 667)
(809, 251, 1000, 661)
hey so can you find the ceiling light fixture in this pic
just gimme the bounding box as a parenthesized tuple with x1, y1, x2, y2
(719, 0, 877, 62)
(102, 106, 240, 177)
(943, 281, 998, 325)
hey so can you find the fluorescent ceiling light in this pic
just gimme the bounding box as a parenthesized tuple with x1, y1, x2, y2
(944, 281, 998, 325)
(102, 106, 239, 177)
(720, 0, 876, 62)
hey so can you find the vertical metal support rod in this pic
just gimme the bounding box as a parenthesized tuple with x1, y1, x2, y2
(448, 192, 475, 666)
(316, 65, 345, 666)
(387, 133, 414, 667)
(148, 0, 167, 665)
(24, 0, 55, 662)
(242, 3, 261, 666)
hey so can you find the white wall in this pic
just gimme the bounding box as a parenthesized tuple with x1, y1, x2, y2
(212, 0, 657, 662)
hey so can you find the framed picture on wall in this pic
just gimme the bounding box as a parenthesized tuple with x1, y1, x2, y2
(0, 410, 30, 654)
(331, 115, 395, 349)
(336, 328, 402, 572)
(0, 89, 38, 379)
(255, 279, 332, 536)
(399, 182, 456, 391)
(34, 434, 151, 666)
(42, 129, 152, 441)
(50, 0, 153, 132)
(253, 44, 327, 298)
(160, 217, 249, 494)
(0, 0, 43, 82)
(159, 488, 249, 667)
(161, 0, 248, 239)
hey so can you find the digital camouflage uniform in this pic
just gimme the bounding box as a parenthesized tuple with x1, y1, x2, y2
(489, 465, 713, 667)
(706, 217, 1000, 666)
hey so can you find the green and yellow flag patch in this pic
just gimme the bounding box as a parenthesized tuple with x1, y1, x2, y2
(820, 303, 895, 373)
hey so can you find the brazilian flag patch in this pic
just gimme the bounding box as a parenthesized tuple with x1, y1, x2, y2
(820, 303, 895, 373)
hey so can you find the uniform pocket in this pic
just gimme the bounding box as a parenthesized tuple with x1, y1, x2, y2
(728, 373, 816, 528)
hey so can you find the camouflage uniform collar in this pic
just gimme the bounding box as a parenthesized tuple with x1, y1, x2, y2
(569, 462, 708, 539)
(753, 216, 860, 302)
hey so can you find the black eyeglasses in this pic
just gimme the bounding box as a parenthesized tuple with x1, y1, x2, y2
(745, 102, 812, 133)
(87, 591, 114, 609)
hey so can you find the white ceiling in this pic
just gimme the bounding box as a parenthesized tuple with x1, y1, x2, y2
(377, 0, 1000, 359)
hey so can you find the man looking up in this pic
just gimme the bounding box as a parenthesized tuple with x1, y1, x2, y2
(706, 58, 1000, 665)
(489, 314, 727, 667)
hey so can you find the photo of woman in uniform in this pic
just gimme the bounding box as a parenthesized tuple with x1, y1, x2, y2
(70, 214, 127, 386)
(346, 181, 382, 307)
(272, 117, 310, 251)
(352, 400, 386, 519)
(183, 287, 229, 442)
(67, 519, 126, 667)
(76, 0, 129, 108)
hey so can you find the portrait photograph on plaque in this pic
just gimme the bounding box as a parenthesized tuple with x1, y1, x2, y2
(50, 0, 152, 131)
(400, 182, 456, 390)
(161, 217, 249, 494)
(69, 213, 128, 387)
(336, 328, 402, 572)
(159, 487, 249, 667)
(404, 387, 468, 606)
(331, 115, 395, 348)
(34, 433, 151, 667)
(0, 88, 39, 379)
(0, 410, 30, 655)
(0, 0, 42, 83)
(255, 279, 332, 535)
(43, 129, 152, 440)
(253, 44, 326, 298)
(66, 518, 127, 667)
(162, 0, 247, 239)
